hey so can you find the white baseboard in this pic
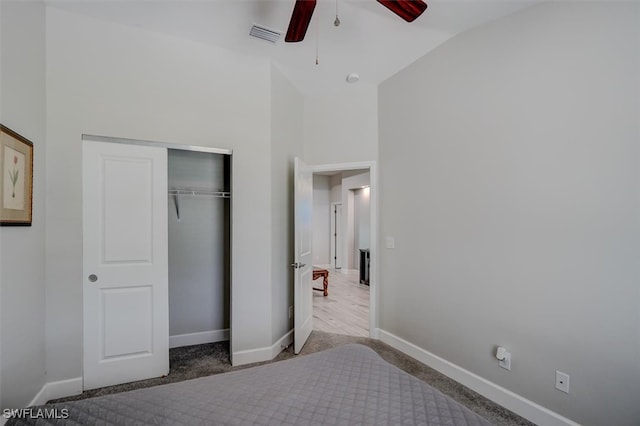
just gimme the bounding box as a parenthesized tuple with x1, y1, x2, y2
(270, 330, 294, 359)
(377, 329, 580, 426)
(169, 329, 229, 349)
(27, 377, 83, 407)
(232, 330, 293, 366)
(27, 384, 48, 408)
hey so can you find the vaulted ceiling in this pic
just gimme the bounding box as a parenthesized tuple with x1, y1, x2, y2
(48, 0, 536, 95)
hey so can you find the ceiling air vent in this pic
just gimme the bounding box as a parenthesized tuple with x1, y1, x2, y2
(249, 25, 282, 44)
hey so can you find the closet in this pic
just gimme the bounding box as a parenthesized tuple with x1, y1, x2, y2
(168, 149, 230, 349)
(82, 136, 230, 390)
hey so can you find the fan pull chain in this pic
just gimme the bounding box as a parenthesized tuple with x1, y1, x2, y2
(315, 13, 319, 65)
(334, 0, 340, 26)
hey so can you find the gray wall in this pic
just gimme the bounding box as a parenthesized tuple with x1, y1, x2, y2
(312, 175, 331, 265)
(270, 64, 304, 343)
(354, 187, 371, 260)
(303, 88, 378, 165)
(44, 6, 273, 381)
(168, 150, 229, 337)
(378, 3, 640, 425)
(314, 173, 371, 269)
(341, 172, 370, 269)
(0, 0, 47, 409)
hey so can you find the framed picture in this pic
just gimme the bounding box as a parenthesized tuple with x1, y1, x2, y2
(1, 124, 33, 226)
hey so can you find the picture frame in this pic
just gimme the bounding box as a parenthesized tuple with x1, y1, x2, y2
(1, 124, 33, 226)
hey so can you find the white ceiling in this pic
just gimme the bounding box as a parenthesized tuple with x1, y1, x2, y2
(48, 0, 536, 96)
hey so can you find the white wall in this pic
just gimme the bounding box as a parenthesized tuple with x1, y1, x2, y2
(378, 3, 640, 425)
(44, 7, 274, 380)
(303, 88, 378, 165)
(312, 175, 331, 265)
(312, 170, 371, 270)
(330, 174, 342, 203)
(341, 171, 370, 269)
(0, 0, 47, 409)
(270, 64, 304, 343)
(168, 150, 228, 339)
(354, 187, 371, 260)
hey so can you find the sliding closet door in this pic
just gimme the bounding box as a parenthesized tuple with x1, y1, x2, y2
(82, 140, 169, 390)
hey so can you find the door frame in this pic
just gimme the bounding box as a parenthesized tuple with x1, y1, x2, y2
(330, 202, 343, 269)
(311, 161, 378, 339)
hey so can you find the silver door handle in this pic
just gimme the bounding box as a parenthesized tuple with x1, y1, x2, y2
(88, 274, 98, 283)
(290, 263, 307, 269)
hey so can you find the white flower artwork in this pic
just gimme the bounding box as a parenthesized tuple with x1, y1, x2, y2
(3, 146, 25, 211)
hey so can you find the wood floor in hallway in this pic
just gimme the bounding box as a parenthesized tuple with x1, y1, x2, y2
(312, 268, 369, 337)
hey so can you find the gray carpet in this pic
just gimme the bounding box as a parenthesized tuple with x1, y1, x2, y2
(50, 331, 535, 426)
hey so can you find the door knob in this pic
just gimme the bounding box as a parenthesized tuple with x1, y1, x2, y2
(88, 274, 98, 282)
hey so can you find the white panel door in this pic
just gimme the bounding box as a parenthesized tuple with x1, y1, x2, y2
(83, 140, 169, 390)
(294, 157, 313, 354)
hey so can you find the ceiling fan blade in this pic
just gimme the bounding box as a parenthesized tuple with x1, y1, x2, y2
(377, 0, 428, 22)
(285, 0, 317, 43)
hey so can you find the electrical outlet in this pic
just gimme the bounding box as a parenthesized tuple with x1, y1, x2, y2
(499, 352, 511, 370)
(555, 371, 570, 393)
(288, 306, 293, 319)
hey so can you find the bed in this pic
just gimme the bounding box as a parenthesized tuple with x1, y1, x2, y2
(7, 344, 492, 425)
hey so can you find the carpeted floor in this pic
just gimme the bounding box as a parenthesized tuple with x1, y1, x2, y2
(51, 331, 535, 426)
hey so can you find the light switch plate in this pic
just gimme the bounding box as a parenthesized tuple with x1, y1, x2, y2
(386, 237, 395, 249)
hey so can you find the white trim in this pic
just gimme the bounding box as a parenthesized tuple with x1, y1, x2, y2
(82, 134, 232, 155)
(271, 330, 294, 358)
(378, 329, 581, 426)
(27, 385, 47, 408)
(369, 327, 380, 340)
(311, 161, 372, 174)
(169, 329, 230, 349)
(232, 330, 293, 366)
(27, 377, 83, 407)
(310, 161, 378, 338)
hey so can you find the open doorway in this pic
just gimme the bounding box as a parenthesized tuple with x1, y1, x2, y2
(311, 167, 372, 337)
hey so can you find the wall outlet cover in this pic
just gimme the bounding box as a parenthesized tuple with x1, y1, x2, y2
(555, 371, 570, 393)
(499, 352, 511, 370)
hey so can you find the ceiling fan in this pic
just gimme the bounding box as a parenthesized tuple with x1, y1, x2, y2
(284, 0, 428, 43)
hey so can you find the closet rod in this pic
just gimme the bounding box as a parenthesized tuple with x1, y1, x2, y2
(168, 189, 230, 198)
(169, 189, 230, 220)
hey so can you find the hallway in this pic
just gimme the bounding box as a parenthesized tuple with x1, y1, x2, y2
(312, 268, 369, 337)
